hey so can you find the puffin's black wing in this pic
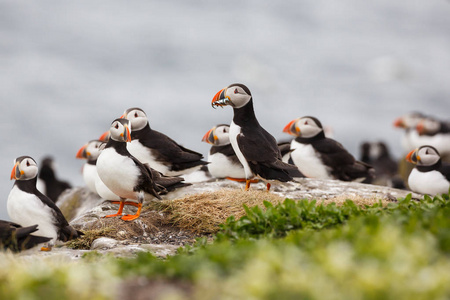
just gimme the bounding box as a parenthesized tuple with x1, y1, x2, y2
(312, 138, 373, 181)
(439, 163, 450, 182)
(237, 126, 300, 181)
(128, 155, 163, 199)
(144, 164, 191, 193)
(0, 220, 52, 252)
(136, 127, 207, 170)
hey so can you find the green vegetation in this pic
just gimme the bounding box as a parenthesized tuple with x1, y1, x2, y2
(1, 192, 450, 300)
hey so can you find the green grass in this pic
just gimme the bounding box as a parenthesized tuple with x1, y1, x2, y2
(1, 192, 450, 300)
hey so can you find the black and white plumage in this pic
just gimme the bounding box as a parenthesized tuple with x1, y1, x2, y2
(283, 116, 374, 182)
(38, 156, 71, 203)
(202, 124, 246, 180)
(8, 156, 82, 251)
(121, 107, 208, 176)
(415, 116, 450, 160)
(406, 145, 450, 195)
(211, 83, 302, 190)
(0, 220, 52, 252)
(96, 118, 185, 221)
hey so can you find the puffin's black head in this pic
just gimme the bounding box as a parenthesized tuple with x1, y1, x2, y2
(121, 107, 148, 131)
(11, 156, 38, 181)
(211, 83, 252, 109)
(109, 118, 132, 143)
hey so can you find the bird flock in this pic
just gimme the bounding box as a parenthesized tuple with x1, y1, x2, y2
(2, 83, 450, 252)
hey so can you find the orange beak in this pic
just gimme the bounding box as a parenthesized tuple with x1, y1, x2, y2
(99, 131, 110, 142)
(120, 124, 132, 143)
(393, 117, 405, 128)
(416, 121, 425, 136)
(10, 162, 22, 180)
(202, 127, 217, 145)
(76, 144, 88, 159)
(406, 148, 420, 164)
(120, 113, 126, 119)
(283, 119, 300, 136)
(211, 88, 231, 108)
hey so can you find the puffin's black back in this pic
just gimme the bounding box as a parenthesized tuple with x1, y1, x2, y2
(0, 220, 52, 252)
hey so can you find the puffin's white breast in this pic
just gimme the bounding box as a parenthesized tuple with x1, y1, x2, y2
(82, 163, 98, 194)
(208, 152, 246, 179)
(7, 186, 58, 241)
(229, 121, 252, 179)
(97, 148, 140, 200)
(408, 168, 450, 195)
(290, 140, 333, 180)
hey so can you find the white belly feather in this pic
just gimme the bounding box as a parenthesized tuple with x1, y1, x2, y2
(7, 186, 58, 242)
(82, 163, 98, 194)
(97, 148, 140, 200)
(208, 152, 246, 179)
(229, 121, 253, 179)
(290, 140, 333, 179)
(408, 168, 450, 195)
(127, 140, 170, 175)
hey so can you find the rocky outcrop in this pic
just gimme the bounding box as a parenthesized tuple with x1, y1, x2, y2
(21, 178, 422, 259)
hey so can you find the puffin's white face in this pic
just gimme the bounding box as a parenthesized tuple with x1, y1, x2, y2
(110, 119, 132, 143)
(211, 83, 252, 109)
(394, 112, 425, 129)
(296, 117, 323, 138)
(202, 124, 231, 146)
(11, 156, 38, 180)
(406, 145, 440, 166)
(86, 140, 104, 159)
(224, 85, 252, 109)
(124, 108, 148, 131)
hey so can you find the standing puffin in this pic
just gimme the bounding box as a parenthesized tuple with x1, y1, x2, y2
(406, 145, 450, 195)
(119, 107, 208, 176)
(211, 83, 301, 190)
(201, 124, 246, 180)
(96, 118, 184, 221)
(8, 156, 82, 251)
(283, 116, 374, 182)
(0, 220, 52, 252)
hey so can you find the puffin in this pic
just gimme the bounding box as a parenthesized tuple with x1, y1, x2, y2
(211, 83, 302, 190)
(360, 141, 405, 188)
(38, 156, 71, 203)
(0, 220, 52, 252)
(76, 140, 104, 195)
(118, 107, 208, 176)
(406, 145, 450, 195)
(201, 124, 247, 180)
(8, 156, 83, 251)
(393, 112, 426, 152)
(415, 116, 450, 160)
(283, 116, 374, 182)
(96, 118, 185, 221)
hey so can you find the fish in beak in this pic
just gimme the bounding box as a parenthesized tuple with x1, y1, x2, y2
(202, 127, 218, 145)
(406, 148, 420, 164)
(283, 119, 300, 136)
(211, 87, 233, 108)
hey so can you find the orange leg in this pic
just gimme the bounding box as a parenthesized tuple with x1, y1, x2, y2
(104, 200, 125, 218)
(226, 177, 259, 183)
(110, 201, 139, 207)
(121, 203, 142, 221)
(245, 179, 251, 191)
(266, 183, 271, 191)
(40, 246, 52, 251)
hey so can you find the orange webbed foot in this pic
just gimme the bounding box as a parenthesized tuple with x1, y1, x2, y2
(40, 246, 52, 251)
(103, 213, 123, 218)
(121, 214, 139, 221)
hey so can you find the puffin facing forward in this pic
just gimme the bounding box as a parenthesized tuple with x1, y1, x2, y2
(8, 156, 82, 251)
(120, 107, 208, 176)
(283, 116, 374, 182)
(406, 145, 450, 195)
(97, 118, 184, 221)
(211, 83, 301, 190)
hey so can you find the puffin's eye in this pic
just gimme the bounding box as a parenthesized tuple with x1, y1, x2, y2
(26, 161, 30, 167)
(134, 112, 138, 118)
(305, 121, 308, 125)
(115, 124, 119, 129)
(234, 88, 238, 94)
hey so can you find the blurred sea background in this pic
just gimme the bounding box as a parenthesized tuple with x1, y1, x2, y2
(1, 0, 450, 220)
